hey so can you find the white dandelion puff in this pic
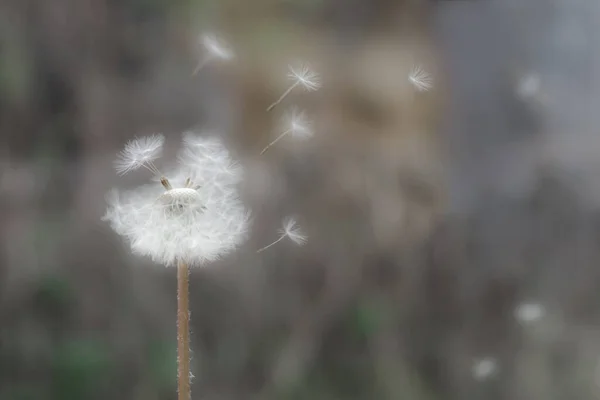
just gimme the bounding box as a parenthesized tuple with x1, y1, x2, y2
(515, 302, 545, 323)
(260, 108, 313, 155)
(266, 63, 321, 112)
(409, 65, 433, 92)
(103, 133, 250, 266)
(104, 133, 249, 400)
(257, 217, 307, 253)
(472, 357, 498, 381)
(114, 134, 165, 176)
(192, 34, 234, 76)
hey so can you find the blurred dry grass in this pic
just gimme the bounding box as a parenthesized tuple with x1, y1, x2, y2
(3, 0, 600, 399)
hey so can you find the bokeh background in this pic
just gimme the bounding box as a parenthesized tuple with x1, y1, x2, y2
(3, 0, 600, 399)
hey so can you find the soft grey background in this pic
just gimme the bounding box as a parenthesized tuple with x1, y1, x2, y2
(2, 0, 600, 399)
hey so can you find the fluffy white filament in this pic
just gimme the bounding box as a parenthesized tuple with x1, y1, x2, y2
(260, 108, 313, 154)
(409, 65, 433, 92)
(266, 63, 321, 112)
(192, 34, 234, 76)
(103, 133, 250, 266)
(257, 217, 307, 253)
(114, 134, 165, 176)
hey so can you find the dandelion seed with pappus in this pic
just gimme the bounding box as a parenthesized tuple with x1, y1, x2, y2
(192, 34, 235, 76)
(260, 107, 314, 155)
(103, 132, 249, 400)
(409, 65, 433, 92)
(257, 217, 307, 253)
(266, 63, 321, 112)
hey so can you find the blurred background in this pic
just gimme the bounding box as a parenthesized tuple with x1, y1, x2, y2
(2, 0, 600, 399)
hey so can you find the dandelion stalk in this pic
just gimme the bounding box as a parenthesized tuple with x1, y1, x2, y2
(256, 235, 286, 253)
(266, 82, 300, 112)
(191, 56, 212, 76)
(177, 260, 191, 400)
(260, 129, 292, 155)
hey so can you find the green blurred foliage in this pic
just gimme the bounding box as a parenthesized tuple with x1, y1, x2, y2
(146, 339, 177, 391)
(51, 339, 115, 400)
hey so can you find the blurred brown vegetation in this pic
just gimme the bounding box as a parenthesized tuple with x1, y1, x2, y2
(3, 0, 600, 399)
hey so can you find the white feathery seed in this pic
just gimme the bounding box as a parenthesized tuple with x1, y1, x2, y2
(103, 133, 250, 266)
(192, 33, 234, 76)
(260, 108, 313, 154)
(280, 217, 308, 245)
(114, 134, 165, 176)
(409, 65, 433, 92)
(287, 64, 321, 92)
(266, 63, 321, 111)
(257, 216, 307, 253)
(202, 34, 234, 61)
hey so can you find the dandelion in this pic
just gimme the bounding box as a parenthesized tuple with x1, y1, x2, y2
(257, 217, 307, 253)
(409, 65, 433, 92)
(266, 63, 321, 112)
(260, 108, 313, 155)
(103, 132, 249, 400)
(192, 34, 235, 76)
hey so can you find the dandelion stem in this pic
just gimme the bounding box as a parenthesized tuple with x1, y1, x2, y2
(267, 81, 300, 112)
(177, 260, 191, 400)
(191, 56, 212, 76)
(257, 234, 286, 253)
(260, 129, 291, 155)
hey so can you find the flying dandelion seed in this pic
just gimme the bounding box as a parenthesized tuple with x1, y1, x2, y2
(266, 63, 321, 112)
(409, 65, 433, 92)
(260, 108, 313, 155)
(114, 134, 165, 176)
(192, 34, 235, 76)
(257, 217, 307, 253)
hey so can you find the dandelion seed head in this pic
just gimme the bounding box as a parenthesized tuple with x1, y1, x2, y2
(114, 134, 165, 175)
(285, 108, 314, 139)
(288, 64, 321, 91)
(409, 65, 433, 92)
(103, 133, 249, 266)
(157, 188, 203, 216)
(280, 217, 307, 246)
(202, 34, 234, 61)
